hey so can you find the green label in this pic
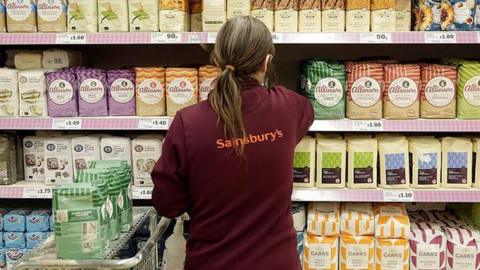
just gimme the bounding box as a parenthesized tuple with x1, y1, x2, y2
(294, 152, 310, 168)
(354, 152, 373, 168)
(322, 152, 342, 168)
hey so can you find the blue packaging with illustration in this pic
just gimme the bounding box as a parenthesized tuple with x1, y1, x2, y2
(0, 248, 5, 270)
(25, 232, 48, 249)
(5, 248, 25, 269)
(296, 232, 304, 266)
(0, 209, 9, 231)
(4, 210, 29, 232)
(4, 232, 25, 249)
(49, 212, 54, 231)
(26, 210, 50, 232)
(445, 0, 476, 30)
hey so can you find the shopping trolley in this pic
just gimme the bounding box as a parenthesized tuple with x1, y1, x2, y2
(14, 207, 172, 270)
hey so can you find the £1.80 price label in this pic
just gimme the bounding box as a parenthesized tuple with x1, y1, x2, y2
(138, 118, 169, 129)
(360, 33, 392, 43)
(151, 32, 182, 43)
(425, 32, 457, 43)
(133, 187, 153, 199)
(52, 119, 82, 129)
(352, 120, 384, 132)
(56, 33, 87, 44)
(383, 191, 415, 202)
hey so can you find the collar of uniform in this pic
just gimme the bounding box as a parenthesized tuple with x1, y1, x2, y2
(241, 78, 262, 90)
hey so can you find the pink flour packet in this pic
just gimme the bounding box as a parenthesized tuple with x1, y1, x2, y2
(46, 70, 78, 117)
(76, 68, 108, 116)
(106, 70, 136, 116)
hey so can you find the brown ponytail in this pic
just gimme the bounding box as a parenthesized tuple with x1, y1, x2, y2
(209, 16, 275, 156)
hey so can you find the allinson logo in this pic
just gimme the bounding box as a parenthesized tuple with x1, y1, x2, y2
(315, 78, 343, 107)
(351, 77, 381, 108)
(135, 145, 143, 152)
(74, 145, 83, 152)
(388, 77, 418, 108)
(103, 146, 113, 154)
(111, 78, 135, 103)
(425, 76, 455, 107)
(464, 76, 480, 106)
(49, 79, 74, 105)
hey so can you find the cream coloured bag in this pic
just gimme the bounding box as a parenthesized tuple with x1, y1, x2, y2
(409, 137, 441, 189)
(135, 67, 166, 116)
(166, 68, 198, 117)
(37, 0, 67, 32)
(293, 136, 316, 188)
(316, 137, 346, 188)
(378, 136, 410, 189)
(441, 137, 473, 188)
(347, 138, 377, 189)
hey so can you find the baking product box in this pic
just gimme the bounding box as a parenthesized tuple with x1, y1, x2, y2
(413, 0, 442, 31)
(378, 136, 410, 189)
(135, 67, 166, 116)
(316, 138, 346, 188)
(322, 0, 345, 32)
(307, 202, 340, 236)
(293, 137, 316, 188)
(441, 137, 473, 188)
(14, 52, 42, 70)
(98, 0, 129, 32)
(443, 226, 480, 270)
(227, 0, 250, 19)
(396, 0, 411, 31)
(371, 0, 396, 32)
(409, 137, 441, 189)
(71, 136, 101, 178)
(77, 68, 108, 117)
(190, 0, 202, 31)
(23, 136, 45, 182)
(375, 238, 409, 270)
(26, 210, 50, 232)
(347, 138, 377, 189)
(346, 0, 370, 32)
(275, 0, 299, 32)
(292, 203, 306, 232)
(5, 0, 37, 32)
(132, 136, 162, 186)
(44, 137, 74, 185)
(46, 70, 78, 117)
(250, 0, 274, 31)
(4, 210, 28, 232)
(340, 235, 374, 270)
(383, 64, 421, 119)
(0, 68, 18, 117)
(68, 0, 98, 32)
(106, 69, 136, 116)
(18, 70, 48, 117)
(202, 0, 226, 32)
(159, 0, 189, 32)
(340, 203, 374, 236)
(409, 222, 447, 270)
(25, 232, 48, 249)
(129, 0, 159, 32)
(299, 0, 321, 32)
(346, 62, 384, 119)
(165, 68, 198, 117)
(420, 64, 457, 119)
(303, 234, 339, 270)
(100, 136, 132, 166)
(198, 65, 219, 102)
(374, 203, 410, 239)
(37, 0, 67, 32)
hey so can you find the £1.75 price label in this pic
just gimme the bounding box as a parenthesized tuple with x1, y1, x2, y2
(52, 119, 82, 130)
(56, 33, 87, 44)
(360, 33, 392, 43)
(138, 118, 170, 129)
(23, 187, 52, 199)
(383, 190, 415, 202)
(425, 32, 457, 43)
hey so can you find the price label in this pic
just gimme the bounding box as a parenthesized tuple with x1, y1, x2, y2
(207, 32, 217, 43)
(271, 33, 284, 43)
(56, 33, 87, 44)
(133, 187, 153, 200)
(477, 32, 480, 43)
(425, 32, 457, 43)
(52, 119, 82, 130)
(151, 32, 182, 43)
(23, 187, 52, 199)
(185, 33, 201, 43)
(138, 118, 169, 130)
(360, 33, 392, 43)
(352, 120, 384, 131)
(383, 190, 415, 202)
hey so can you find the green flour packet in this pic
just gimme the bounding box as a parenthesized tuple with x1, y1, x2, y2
(300, 60, 346, 119)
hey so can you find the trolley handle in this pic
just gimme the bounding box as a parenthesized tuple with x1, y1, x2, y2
(14, 217, 172, 270)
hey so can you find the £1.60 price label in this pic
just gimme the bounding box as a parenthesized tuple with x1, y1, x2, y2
(56, 33, 87, 44)
(352, 120, 384, 132)
(151, 32, 182, 43)
(138, 118, 170, 130)
(425, 32, 457, 43)
(383, 190, 415, 202)
(133, 187, 153, 199)
(23, 187, 52, 199)
(52, 119, 82, 130)
(360, 33, 392, 43)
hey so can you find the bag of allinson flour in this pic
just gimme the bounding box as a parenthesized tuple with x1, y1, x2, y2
(420, 64, 457, 119)
(37, 0, 67, 32)
(198, 65, 219, 102)
(0, 1, 5, 32)
(408, 137, 441, 189)
(445, 59, 480, 119)
(135, 67, 166, 116)
(441, 137, 473, 188)
(5, 0, 37, 32)
(316, 138, 346, 188)
(347, 138, 377, 189)
(383, 64, 421, 119)
(378, 136, 410, 189)
(165, 68, 198, 117)
(293, 137, 316, 188)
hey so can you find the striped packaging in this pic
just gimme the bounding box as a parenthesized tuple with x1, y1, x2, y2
(303, 234, 339, 270)
(420, 64, 457, 119)
(409, 222, 447, 270)
(375, 238, 409, 270)
(346, 62, 384, 119)
(135, 67, 166, 116)
(198, 65, 219, 102)
(166, 68, 198, 117)
(340, 203, 374, 236)
(340, 235, 374, 270)
(374, 203, 410, 239)
(445, 59, 480, 119)
(383, 64, 421, 119)
(307, 202, 340, 237)
(443, 226, 480, 270)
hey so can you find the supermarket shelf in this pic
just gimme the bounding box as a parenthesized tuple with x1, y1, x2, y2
(5, 182, 480, 202)
(3, 117, 480, 132)
(0, 31, 479, 45)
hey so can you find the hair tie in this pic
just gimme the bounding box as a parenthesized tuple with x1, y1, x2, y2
(225, 65, 235, 72)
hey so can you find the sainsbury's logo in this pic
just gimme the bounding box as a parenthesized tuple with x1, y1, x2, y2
(216, 129, 284, 149)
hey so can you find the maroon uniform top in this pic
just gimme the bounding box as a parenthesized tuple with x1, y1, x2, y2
(151, 79, 314, 270)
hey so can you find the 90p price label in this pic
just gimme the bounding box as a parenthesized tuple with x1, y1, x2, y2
(56, 33, 87, 44)
(383, 191, 415, 202)
(151, 32, 182, 43)
(425, 32, 457, 43)
(360, 33, 392, 43)
(52, 119, 82, 130)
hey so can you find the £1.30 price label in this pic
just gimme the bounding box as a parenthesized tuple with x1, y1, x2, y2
(151, 32, 182, 43)
(56, 33, 87, 44)
(352, 120, 384, 132)
(52, 119, 82, 130)
(138, 118, 170, 130)
(383, 190, 415, 202)
(425, 32, 457, 43)
(23, 187, 52, 199)
(360, 33, 392, 43)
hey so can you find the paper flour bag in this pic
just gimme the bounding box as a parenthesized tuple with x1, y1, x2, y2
(202, 0, 226, 32)
(299, 0, 321, 32)
(68, 0, 98, 32)
(44, 137, 73, 185)
(473, 138, 480, 188)
(293, 137, 316, 188)
(129, 0, 159, 32)
(378, 136, 410, 189)
(346, 62, 384, 119)
(409, 222, 447, 270)
(322, 0, 345, 32)
(442, 137, 473, 188)
(18, 70, 48, 117)
(340, 203, 374, 236)
(375, 238, 409, 270)
(340, 235, 374, 270)
(0, 68, 18, 117)
(347, 138, 377, 189)
(101, 136, 132, 166)
(71, 136, 101, 179)
(345, 0, 370, 32)
(5, 0, 37, 32)
(198, 65, 219, 102)
(98, 0, 129, 32)
(77, 68, 108, 117)
(0, 0, 5, 32)
(132, 137, 162, 187)
(107, 70, 136, 116)
(274, 0, 299, 32)
(371, 0, 396, 32)
(383, 64, 421, 119)
(303, 235, 339, 270)
(448, 60, 480, 119)
(292, 203, 306, 232)
(409, 137, 441, 189)
(159, 0, 189, 32)
(374, 203, 410, 239)
(37, 0, 67, 32)
(166, 68, 198, 117)
(420, 64, 457, 119)
(190, 0, 202, 31)
(15, 52, 42, 70)
(23, 136, 45, 182)
(316, 138, 346, 188)
(227, 0, 250, 19)
(135, 67, 166, 116)
(307, 202, 340, 237)
(300, 60, 346, 119)
(42, 49, 82, 69)
(46, 70, 78, 117)
(250, 0, 274, 31)
(443, 226, 480, 270)
(396, 0, 411, 31)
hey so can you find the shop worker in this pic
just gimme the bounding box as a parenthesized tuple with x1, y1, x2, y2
(152, 16, 313, 270)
